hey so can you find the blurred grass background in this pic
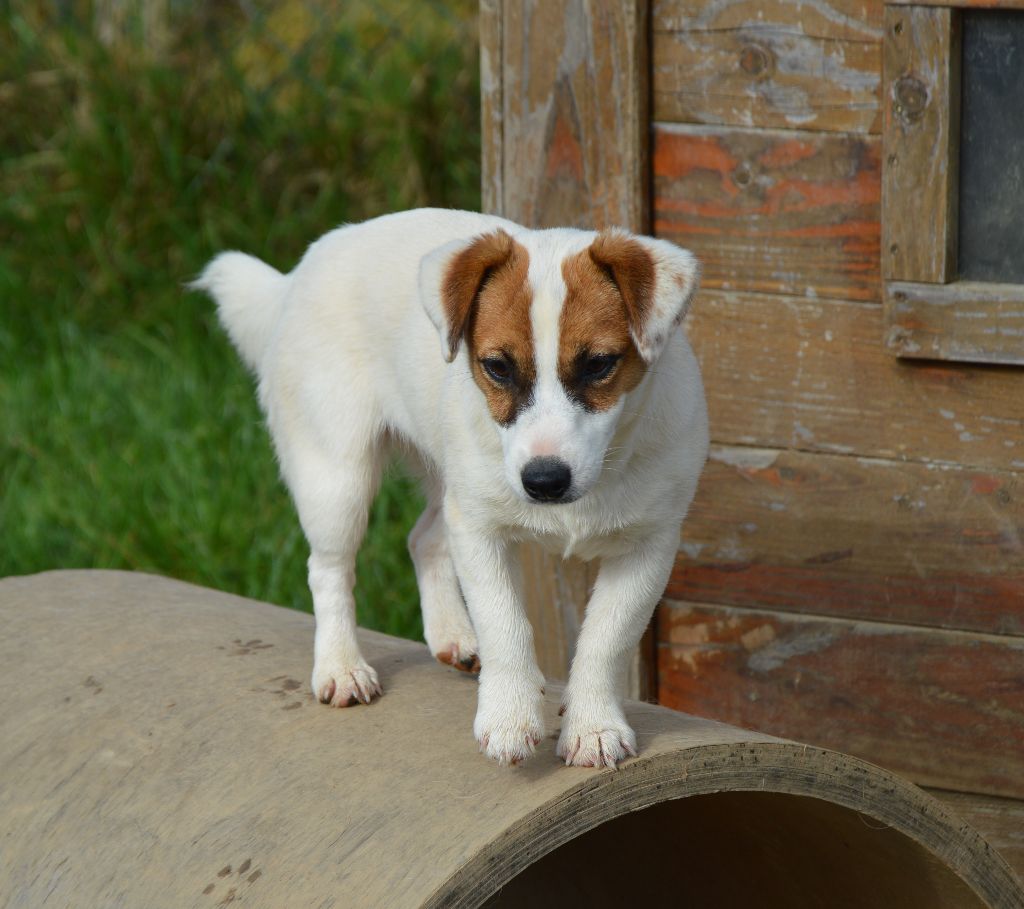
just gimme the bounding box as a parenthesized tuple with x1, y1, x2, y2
(0, 0, 481, 639)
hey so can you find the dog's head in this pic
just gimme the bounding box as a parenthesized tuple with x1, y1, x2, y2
(420, 226, 699, 504)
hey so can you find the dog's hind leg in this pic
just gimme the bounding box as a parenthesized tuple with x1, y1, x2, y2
(281, 428, 385, 707)
(408, 488, 479, 673)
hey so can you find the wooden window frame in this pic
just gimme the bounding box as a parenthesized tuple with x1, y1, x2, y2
(882, 0, 1024, 366)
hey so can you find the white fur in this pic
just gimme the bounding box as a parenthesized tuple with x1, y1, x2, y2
(196, 208, 709, 768)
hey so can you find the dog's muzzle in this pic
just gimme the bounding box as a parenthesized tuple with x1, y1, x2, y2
(521, 457, 572, 503)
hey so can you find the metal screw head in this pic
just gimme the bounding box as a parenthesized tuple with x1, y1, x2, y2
(739, 44, 772, 78)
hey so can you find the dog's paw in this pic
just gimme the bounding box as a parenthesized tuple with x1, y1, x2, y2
(311, 659, 382, 707)
(557, 714, 637, 769)
(476, 716, 543, 766)
(474, 680, 544, 766)
(434, 637, 481, 674)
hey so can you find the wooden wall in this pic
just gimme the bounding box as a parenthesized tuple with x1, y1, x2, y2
(651, 0, 1023, 879)
(481, 0, 1023, 881)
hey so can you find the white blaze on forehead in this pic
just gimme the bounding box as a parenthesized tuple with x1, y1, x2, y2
(527, 254, 566, 403)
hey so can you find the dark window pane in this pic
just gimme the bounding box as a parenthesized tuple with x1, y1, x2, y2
(958, 11, 1024, 284)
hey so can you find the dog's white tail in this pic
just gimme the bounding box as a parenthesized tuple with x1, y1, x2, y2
(192, 252, 288, 373)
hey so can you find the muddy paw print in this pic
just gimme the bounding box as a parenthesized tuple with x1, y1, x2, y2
(201, 858, 263, 903)
(254, 675, 305, 710)
(216, 638, 275, 657)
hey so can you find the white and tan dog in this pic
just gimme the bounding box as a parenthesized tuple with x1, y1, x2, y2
(196, 208, 708, 768)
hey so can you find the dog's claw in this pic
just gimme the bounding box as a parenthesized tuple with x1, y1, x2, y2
(557, 720, 637, 769)
(312, 661, 381, 708)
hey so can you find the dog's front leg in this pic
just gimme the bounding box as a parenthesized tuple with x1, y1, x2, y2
(558, 530, 679, 768)
(447, 509, 544, 766)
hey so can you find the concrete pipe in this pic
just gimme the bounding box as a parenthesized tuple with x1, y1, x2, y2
(1, 571, 1021, 908)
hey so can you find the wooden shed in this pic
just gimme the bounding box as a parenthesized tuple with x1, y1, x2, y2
(480, 0, 1024, 881)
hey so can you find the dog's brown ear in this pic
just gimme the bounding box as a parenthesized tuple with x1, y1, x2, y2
(420, 230, 516, 362)
(589, 229, 699, 363)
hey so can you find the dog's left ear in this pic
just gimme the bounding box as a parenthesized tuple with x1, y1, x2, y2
(589, 229, 700, 363)
(420, 229, 516, 363)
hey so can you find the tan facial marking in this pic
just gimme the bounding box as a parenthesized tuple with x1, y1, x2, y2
(440, 229, 517, 358)
(559, 233, 654, 411)
(441, 230, 534, 426)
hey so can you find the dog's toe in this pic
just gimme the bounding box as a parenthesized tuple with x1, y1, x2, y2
(557, 718, 637, 769)
(312, 661, 382, 708)
(435, 643, 481, 674)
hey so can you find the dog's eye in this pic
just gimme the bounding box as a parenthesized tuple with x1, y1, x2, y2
(580, 353, 619, 382)
(480, 356, 513, 384)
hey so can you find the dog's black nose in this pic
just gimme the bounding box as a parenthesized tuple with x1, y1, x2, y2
(521, 457, 572, 502)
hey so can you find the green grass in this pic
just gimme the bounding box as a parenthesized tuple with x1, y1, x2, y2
(0, 1, 480, 639)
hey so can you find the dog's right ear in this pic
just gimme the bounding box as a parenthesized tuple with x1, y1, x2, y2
(419, 229, 516, 362)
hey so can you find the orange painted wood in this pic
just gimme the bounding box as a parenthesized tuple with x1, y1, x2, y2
(484, 0, 648, 231)
(671, 446, 1024, 635)
(654, 0, 883, 134)
(657, 600, 1024, 799)
(654, 124, 881, 302)
(686, 290, 1024, 471)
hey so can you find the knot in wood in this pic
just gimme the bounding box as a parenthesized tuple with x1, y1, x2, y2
(739, 44, 772, 78)
(893, 75, 928, 122)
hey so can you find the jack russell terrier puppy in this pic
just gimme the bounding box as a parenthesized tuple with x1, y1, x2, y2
(195, 208, 708, 768)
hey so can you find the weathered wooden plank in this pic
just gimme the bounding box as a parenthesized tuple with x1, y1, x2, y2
(495, 0, 648, 230)
(882, 6, 960, 282)
(887, 0, 1024, 7)
(671, 446, 1024, 635)
(886, 280, 1024, 366)
(653, 0, 883, 134)
(653, 123, 881, 302)
(928, 789, 1024, 885)
(686, 290, 1024, 470)
(479, 0, 504, 215)
(657, 600, 1024, 799)
(480, 1, 650, 690)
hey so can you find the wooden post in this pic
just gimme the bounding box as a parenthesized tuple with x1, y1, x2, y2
(479, 0, 654, 697)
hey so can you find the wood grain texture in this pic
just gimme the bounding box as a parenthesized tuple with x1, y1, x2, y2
(886, 280, 1024, 366)
(3, 571, 1021, 909)
(480, 0, 504, 214)
(887, 0, 1024, 7)
(882, 5, 960, 282)
(653, 123, 881, 301)
(686, 290, 1024, 470)
(653, 0, 883, 134)
(479, 0, 650, 691)
(491, 0, 648, 230)
(658, 600, 1024, 799)
(671, 445, 1024, 635)
(929, 790, 1024, 886)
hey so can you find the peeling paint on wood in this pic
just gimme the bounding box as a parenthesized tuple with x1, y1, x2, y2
(654, 123, 881, 301)
(658, 600, 1024, 798)
(653, 0, 883, 133)
(672, 445, 1024, 635)
(489, 0, 648, 230)
(686, 290, 1024, 468)
(886, 280, 1024, 366)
